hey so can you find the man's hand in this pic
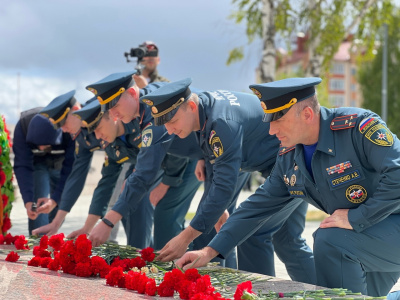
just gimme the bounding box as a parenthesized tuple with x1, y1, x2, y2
(25, 202, 38, 220)
(67, 228, 89, 240)
(150, 182, 170, 207)
(88, 221, 112, 247)
(157, 227, 202, 262)
(132, 74, 148, 89)
(319, 209, 353, 230)
(32, 210, 68, 236)
(32, 222, 59, 236)
(175, 247, 219, 271)
(195, 160, 206, 181)
(36, 198, 57, 214)
(214, 210, 229, 233)
(88, 211, 122, 247)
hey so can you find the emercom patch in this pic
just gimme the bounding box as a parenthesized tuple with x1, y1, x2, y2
(141, 128, 153, 147)
(360, 118, 393, 147)
(210, 135, 224, 157)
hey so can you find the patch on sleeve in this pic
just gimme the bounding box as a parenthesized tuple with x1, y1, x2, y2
(209, 133, 223, 157)
(360, 118, 393, 147)
(279, 145, 295, 156)
(330, 114, 358, 130)
(141, 128, 153, 147)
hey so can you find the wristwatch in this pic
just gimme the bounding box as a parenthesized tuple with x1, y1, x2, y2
(101, 217, 114, 228)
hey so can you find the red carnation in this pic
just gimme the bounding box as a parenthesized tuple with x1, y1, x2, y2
(39, 235, 49, 249)
(28, 257, 41, 267)
(2, 194, 8, 208)
(40, 257, 52, 268)
(234, 281, 255, 300)
(140, 247, 155, 262)
(0, 235, 4, 244)
(105, 267, 124, 287)
(0, 169, 6, 186)
(75, 262, 93, 277)
(5, 251, 20, 262)
(90, 256, 109, 276)
(4, 233, 13, 245)
(47, 258, 61, 271)
(48, 233, 65, 251)
(2, 215, 11, 233)
(185, 268, 201, 282)
(145, 278, 157, 296)
(14, 235, 29, 250)
(157, 280, 175, 297)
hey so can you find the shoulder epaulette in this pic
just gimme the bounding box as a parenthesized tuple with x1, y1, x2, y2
(279, 145, 295, 156)
(330, 114, 358, 130)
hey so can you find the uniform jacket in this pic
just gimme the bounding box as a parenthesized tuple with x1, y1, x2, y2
(190, 90, 280, 233)
(13, 111, 75, 204)
(58, 128, 105, 212)
(209, 106, 400, 257)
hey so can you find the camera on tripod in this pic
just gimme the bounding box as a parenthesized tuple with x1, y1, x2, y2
(124, 41, 158, 75)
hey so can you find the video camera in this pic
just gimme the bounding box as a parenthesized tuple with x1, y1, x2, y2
(124, 41, 158, 75)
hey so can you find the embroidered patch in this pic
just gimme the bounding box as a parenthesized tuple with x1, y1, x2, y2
(250, 88, 262, 99)
(279, 145, 295, 155)
(329, 170, 361, 189)
(89, 146, 100, 152)
(117, 157, 129, 164)
(75, 141, 79, 155)
(283, 175, 290, 185)
(359, 117, 378, 134)
(104, 157, 109, 167)
(210, 136, 223, 157)
(142, 128, 153, 147)
(288, 187, 307, 198)
(346, 185, 367, 204)
(209, 130, 216, 144)
(330, 114, 357, 130)
(363, 122, 393, 147)
(326, 161, 352, 175)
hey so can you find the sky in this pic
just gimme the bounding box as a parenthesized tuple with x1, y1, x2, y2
(0, 0, 263, 124)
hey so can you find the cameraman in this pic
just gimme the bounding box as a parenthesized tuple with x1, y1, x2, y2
(132, 41, 169, 88)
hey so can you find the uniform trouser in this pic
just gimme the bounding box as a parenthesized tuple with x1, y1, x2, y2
(153, 160, 201, 250)
(29, 162, 60, 235)
(237, 199, 316, 284)
(192, 171, 251, 269)
(120, 170, 163, 248)
(193, 170, 315, 284)
(107, 163, 131, 243)
(313, 214, 400, 297)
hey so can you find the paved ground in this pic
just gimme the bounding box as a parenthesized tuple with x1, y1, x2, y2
(8, 151, 400, 292)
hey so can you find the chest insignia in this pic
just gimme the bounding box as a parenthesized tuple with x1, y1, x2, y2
(326, 161, 352, 175)
(210, 135, 223, 158)
(330, 114, 358, 130)
(290, 174, 296, 186)
(346, 185, 367, 204)
(359, 118, 393, 147)
(142, 128, 153, 147)
(283, 175, 290, 185)
(116, 150, 120, 157)
(86, 140, 91, 146)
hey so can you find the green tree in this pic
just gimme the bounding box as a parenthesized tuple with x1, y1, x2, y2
(359, 11, 400, 135)
(228, 0, 395, 81)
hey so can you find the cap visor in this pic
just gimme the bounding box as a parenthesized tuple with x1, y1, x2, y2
(153, 107, 179, 126)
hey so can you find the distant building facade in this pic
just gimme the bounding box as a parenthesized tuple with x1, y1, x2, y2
(276, 36, 363, 108)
